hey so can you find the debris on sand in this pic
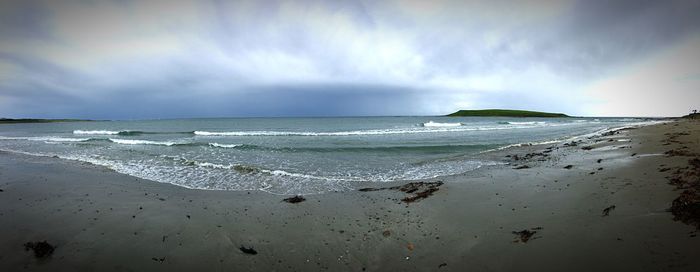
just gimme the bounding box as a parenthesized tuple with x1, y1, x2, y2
(401, 188, 440, 203)
(359, 181, 444, 203)
(507, 152, 549, 162)
(664, 157, 700, 228)
(239, 246, 258, 255)
(670, 190, 700, 228)
(396, 181, 442, 194)
(512, 227, 541, 243)
(406, 243, 415, 251)
(602, 205, 616, 216)
(563, 165, 573, 169)
(597, 159, 603, 163)
(438, 263, 448, 268)
(665, 148, 698, 157)
(24, 241, 55, 259)
(283, 195, 306, 203)
(601, 130, 619, 137)
(400, 182, 443, 203)
(563, 141, 581, 147)
(581, 146, 594, 150)
(513, 165, 530, 170)
(382, 230, 391, 237)
(151, 257, 166, 263)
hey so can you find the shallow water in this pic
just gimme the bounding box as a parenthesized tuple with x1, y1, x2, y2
(0, 116, 655, 194)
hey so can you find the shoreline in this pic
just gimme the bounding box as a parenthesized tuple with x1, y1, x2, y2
(0, 119, 671, 195)
(1, 119, 699, 271)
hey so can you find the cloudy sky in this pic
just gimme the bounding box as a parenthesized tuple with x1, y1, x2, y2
(1, 0, 699, 119)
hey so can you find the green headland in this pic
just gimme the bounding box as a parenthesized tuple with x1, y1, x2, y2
(446, 109, 569, 118)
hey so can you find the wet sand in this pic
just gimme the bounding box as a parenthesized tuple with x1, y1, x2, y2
(1, 119, 699, 271)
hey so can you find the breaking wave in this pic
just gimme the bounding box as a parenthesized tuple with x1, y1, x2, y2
(108, 139, 185, 146)
(421, 121, 462, 127)
(74, 130, 193, 136)
(208, 143, 242, 148)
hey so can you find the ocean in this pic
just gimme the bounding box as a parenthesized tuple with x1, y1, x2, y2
(0, 117, 657, 194)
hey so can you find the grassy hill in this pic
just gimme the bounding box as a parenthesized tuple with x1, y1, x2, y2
(446, 109, 569, 118)
(683, 113, 699, 119)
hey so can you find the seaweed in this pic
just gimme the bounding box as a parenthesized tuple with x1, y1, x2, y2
(239, 246, 258, 255)
(602, 205, 616, 216)
(670, 190, 700, 228)
(283, 195, 306, 203)
(401, 187, 440, 203)
(359, 181, 444, 203)
(24, 241, 55, 259)
(512, 228, 541, 243)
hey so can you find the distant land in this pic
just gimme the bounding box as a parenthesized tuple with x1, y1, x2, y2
(0, 118, 92, 124)
(684, 113, 699, 119)
(446, 109, 569, 118)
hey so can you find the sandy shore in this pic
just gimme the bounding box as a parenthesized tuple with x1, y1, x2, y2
(1, 119, 699, 271)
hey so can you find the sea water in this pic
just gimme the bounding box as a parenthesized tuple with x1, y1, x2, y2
(0, 117, 657, 194)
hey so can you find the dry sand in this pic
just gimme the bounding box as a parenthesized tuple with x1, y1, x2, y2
(0, 119, 699, 271)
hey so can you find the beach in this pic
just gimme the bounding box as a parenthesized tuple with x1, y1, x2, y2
(1, 119, 699, 271)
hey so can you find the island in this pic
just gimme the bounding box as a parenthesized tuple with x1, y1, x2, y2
(0, 118, 92, 124)
(446, 109, 569, 118)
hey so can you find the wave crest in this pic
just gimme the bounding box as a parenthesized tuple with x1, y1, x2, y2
(0, 136, 93, 142)
(208, 143, 242, 148)
(74, 130, 121, 135)
(109, 139, 182, 146)
(74, 130, 194, 136)
(421, 121, 462, 127)
(193, 128, 471, 137)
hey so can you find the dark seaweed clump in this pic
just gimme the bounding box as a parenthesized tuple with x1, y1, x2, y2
(283, 195, 306, 203)
(662, 129, 700, 229)
(512, 227, 542, 243)
(240, 246, 258, 255)
(359, 181, 444, 203)
(24, 241, 55, 259)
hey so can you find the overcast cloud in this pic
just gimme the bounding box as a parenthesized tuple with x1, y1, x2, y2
(0, 0, 699, 118)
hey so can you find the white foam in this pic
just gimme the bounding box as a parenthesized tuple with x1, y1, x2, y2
(196, 162, 231, 169)
(481, 139, 563, 153)
(43, 137, 91, 142)
(421, 121, 462, 127)
(73, 130, 120, 135)
(194, 125, 534, 137)
(0, 136, 91, 142)
(506, 121, 546, 125)
(262, 169, 336, 180)
(481, 119, 670, 154)
(109, 139, 177, 146)
(208, 143, 242, 148)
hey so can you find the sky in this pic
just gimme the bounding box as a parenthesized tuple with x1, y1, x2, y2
(0, 0, 699, 119)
